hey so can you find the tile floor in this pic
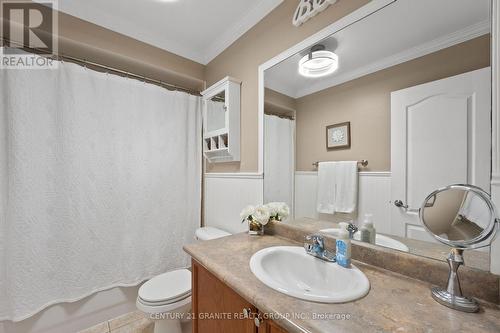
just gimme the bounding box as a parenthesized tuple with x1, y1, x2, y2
(78, 310, 192, 333)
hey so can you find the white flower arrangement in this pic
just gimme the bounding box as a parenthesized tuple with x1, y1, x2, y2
(265, 202, 290, 222)
(240, 202, 290, 225)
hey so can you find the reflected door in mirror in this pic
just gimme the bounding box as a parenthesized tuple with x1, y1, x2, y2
(391, 68, 491, 241)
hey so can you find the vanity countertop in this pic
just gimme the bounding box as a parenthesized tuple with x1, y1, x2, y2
(184, 233, 500, 333)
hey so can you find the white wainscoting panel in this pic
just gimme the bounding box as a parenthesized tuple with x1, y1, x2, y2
(294, 172, 320, 220)
(294, 172, 392, 232)
(357, 172, 392, 234)
(204, 173, 263, 234)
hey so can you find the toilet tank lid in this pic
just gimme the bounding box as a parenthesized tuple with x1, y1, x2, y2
(195, 227, 231, 240)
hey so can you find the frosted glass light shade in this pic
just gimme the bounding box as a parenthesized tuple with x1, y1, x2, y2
(299, 50, 338, 78)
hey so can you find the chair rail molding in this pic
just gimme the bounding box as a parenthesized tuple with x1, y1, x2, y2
(204, 172, 263, 179)
(491, 0, 500, 275)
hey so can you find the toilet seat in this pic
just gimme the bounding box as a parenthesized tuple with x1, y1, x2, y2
(137, 294, 192, 314)
(138, 291, 190, 306)
(138, 269, 191, 306)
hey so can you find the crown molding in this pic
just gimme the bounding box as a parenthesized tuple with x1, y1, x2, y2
(53, 0, 283, 65)
(201, 0, 283, 65)
(293, 20, 491, 98)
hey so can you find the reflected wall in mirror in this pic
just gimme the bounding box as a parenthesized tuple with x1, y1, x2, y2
(206, 91, 226, 133)
(263, 0, 493, 271)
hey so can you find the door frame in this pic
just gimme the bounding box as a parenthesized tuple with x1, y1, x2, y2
(490, 0, 500, 274)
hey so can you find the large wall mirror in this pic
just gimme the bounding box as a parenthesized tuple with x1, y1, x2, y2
(263, 0, 494, 272)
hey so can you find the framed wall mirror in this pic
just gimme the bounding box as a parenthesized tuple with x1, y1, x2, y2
(261, 0, 497, 273)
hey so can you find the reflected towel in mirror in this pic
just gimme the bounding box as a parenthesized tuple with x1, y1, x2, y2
(316, 161, 358, 214)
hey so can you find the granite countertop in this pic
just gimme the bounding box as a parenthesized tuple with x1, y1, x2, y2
(184, 233, 500, 333)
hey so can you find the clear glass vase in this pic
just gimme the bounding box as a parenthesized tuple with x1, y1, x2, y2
(248, 220, 264, 236)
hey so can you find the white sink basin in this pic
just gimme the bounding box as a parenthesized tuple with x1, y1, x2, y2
(250, 246, 370, 303)
(320, 228, 410, 252)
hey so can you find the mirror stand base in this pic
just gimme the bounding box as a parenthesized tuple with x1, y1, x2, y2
(431, 287, 479, 313)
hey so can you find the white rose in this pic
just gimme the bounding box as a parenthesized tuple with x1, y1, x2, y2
(265, 202, 280, 216)
(240, 205, 255, 221)
(253, 205, 271, 225)
(266, 202, 290, 220)
(278, 203, 290, 219)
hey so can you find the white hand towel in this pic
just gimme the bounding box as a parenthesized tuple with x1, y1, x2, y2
(317, 162, 337, 214)
(316, 161, 358, 214)
(333, 161, 358, 213)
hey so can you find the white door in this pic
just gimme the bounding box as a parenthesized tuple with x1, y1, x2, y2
(391, 68, 491, 241)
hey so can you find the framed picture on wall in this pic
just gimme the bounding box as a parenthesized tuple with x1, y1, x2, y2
(326, 122, 351, 150)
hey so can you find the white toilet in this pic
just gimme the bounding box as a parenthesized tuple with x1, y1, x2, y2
(136, 226, 230, 333)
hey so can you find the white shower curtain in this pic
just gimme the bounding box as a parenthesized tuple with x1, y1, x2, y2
(264, 115, 294, 212)
(0, 59, 202, 321)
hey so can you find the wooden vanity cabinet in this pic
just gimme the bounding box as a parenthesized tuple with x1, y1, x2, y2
(257, 316, 289, 333)
(192, 259, 289, 333)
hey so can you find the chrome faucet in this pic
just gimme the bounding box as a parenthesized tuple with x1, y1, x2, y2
(346, 223, 358, 239)
(304, 234, 336, 262)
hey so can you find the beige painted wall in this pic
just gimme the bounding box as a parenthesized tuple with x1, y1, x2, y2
(205, 0, 371, 172)
(1, 1, 206, 91)
(56, 11, 205, 91)
(295, 35, 491, 171)
(264, 88, 297, 118)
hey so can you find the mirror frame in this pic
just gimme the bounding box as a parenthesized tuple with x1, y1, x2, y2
(419, 184, 499, 249)
(257, 0, 500, 274)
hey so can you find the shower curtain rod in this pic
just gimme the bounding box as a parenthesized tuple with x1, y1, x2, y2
(265, 112, 295, 120)
(1, 38, 201, 96)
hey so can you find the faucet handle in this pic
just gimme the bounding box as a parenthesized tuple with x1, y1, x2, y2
(347, 223, 358, 234)
(305, 234, 325, 247)
(304, 234, 336, 262)
(305, 234, 323, 241)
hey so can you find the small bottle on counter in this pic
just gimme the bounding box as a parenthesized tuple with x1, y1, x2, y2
(336, 226, 351, 268)
(360, 213, 376, 244)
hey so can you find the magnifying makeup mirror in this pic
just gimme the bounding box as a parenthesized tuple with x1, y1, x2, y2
(420, 184, 499, 312)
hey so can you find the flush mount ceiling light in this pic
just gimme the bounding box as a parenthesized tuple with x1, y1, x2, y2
(298, 45, 338, 78)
